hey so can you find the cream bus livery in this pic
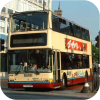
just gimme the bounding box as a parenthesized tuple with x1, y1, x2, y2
(8, 10, 92, 89)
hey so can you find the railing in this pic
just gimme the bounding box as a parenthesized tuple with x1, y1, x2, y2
(92, 71, 100, 92)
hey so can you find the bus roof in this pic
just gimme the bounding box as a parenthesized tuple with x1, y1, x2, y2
(52, 12, 89, 31)
(10, 10, 89, 31)
(10, 10, 50, 16)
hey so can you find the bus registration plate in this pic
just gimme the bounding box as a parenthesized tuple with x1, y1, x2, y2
(23, 85, 33, 87)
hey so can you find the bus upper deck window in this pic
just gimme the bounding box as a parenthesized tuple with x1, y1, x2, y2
(11, 12, 48, 32)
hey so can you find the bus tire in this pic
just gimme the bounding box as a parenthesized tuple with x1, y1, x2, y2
(85, 71, 88, 82)
(61, 74, 67, 90)
(62, 77, 66, 88)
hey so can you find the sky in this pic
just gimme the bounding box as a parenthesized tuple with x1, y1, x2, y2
(52, 0, 100, 44)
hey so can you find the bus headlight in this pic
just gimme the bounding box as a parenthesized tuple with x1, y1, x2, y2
(48, 79, 53, 82)
(43, 79, 53, 82)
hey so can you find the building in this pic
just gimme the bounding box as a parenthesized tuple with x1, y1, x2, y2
(0, 0, 52, 79)
(54, 2, 62, 17)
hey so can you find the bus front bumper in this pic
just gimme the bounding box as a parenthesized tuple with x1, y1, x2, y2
(8, 81, 54, 89)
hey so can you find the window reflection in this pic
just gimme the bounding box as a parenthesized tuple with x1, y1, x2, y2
(52, 14, 90, 41)
(52, 15, 72, 36)
(11, 12, 48, 32)
(61, 53, 89, 70)
(9, 49, 52, 73)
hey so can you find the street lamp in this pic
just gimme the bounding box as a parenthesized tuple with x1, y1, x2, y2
(43, 0, 45, 11)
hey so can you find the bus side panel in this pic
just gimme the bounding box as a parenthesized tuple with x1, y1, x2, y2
(67, 79, 73, 86)
(72, 69, 91, 85)
(68, 76, 92, 86)
(88, 76, 93, 81)
(72, 77, 85, 85)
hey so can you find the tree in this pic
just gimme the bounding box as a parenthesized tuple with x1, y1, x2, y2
(92, 44, 99, 63)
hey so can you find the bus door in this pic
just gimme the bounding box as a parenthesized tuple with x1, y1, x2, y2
(53, 50, 61, 84)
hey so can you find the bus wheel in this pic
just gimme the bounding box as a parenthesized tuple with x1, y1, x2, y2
(62, 77, 66, 87)
(62, 74, 67, 89)
(85, 72, 88, 82)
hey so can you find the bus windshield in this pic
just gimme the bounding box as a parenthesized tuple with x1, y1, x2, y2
(11, 12, 48, 32)
(9, 49, 52, 73)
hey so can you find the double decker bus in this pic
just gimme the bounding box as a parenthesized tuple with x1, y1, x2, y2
(8, 10, 93, 89)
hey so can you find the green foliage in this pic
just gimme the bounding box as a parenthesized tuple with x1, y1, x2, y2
(92, 44, 99, 63)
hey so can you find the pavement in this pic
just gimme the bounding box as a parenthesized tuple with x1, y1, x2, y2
(0, 79, 98, 92)
(0, 79, 99, 99)
(0, 79, 8, 88)
(0, 79, 92, 89)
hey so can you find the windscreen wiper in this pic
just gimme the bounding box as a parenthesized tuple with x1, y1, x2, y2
(15, 65, 22, 75)
(34, 69, 40, 75)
